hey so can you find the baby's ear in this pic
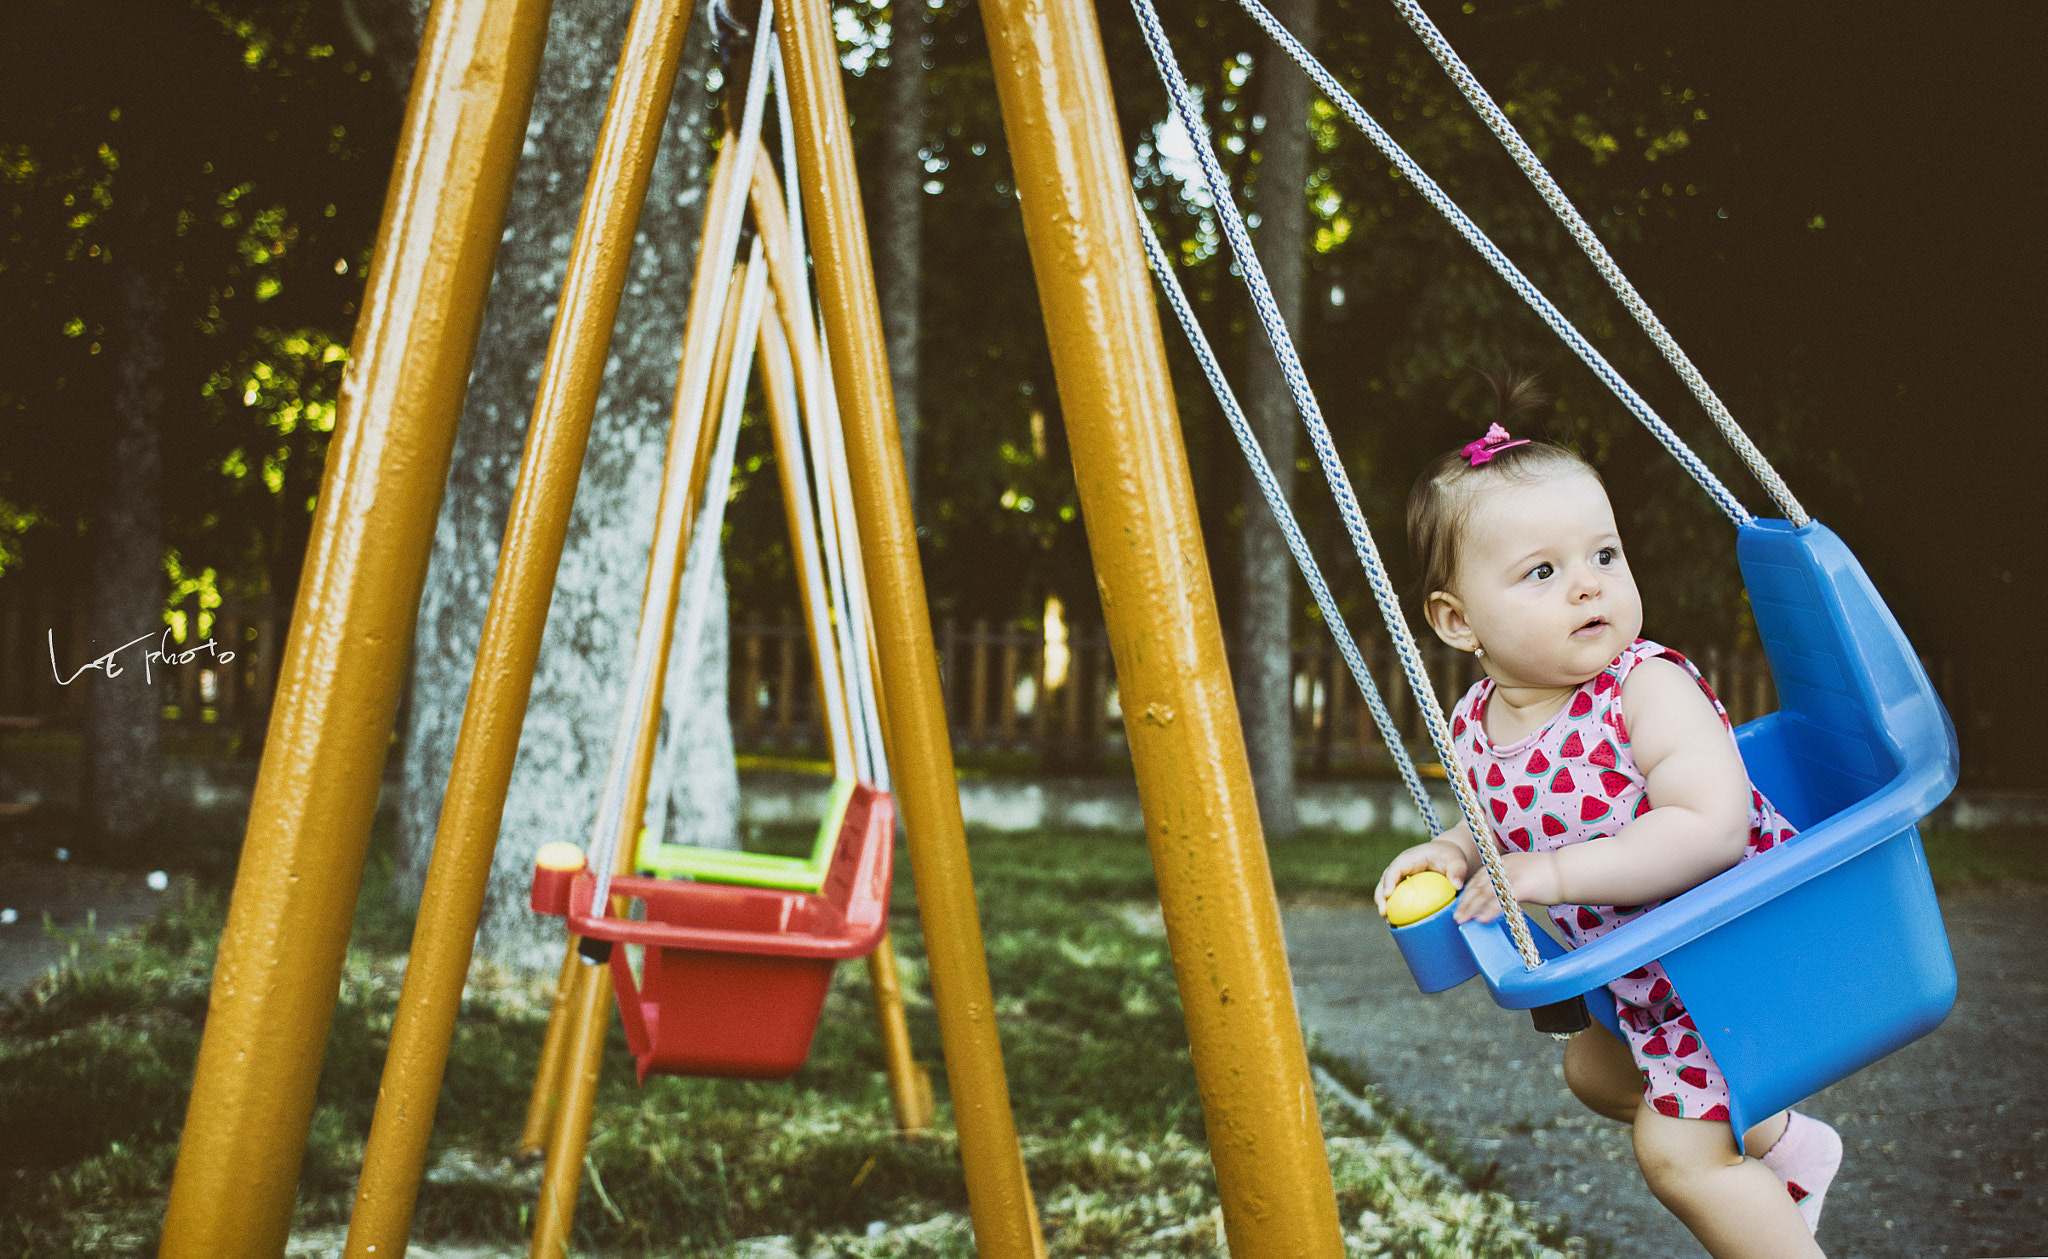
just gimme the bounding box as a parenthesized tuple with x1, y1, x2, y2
(1424, 591, 1478, 652)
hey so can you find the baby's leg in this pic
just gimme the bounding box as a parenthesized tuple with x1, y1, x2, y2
(1632, 1109, 1822, 1259)
(1563, 1022, 1641, 1123)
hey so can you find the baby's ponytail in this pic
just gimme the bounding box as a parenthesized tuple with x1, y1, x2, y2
(1406, 370, 1595, 599)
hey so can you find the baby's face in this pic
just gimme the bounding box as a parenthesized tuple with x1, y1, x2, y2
(1448, 471, 1643, 689)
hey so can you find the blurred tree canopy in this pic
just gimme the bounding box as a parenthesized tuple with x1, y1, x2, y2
(0, 0, 398, 611)
(2, 0, 2036, 779)
(0, 0, 1840, 638)
(742, 0, 1829, 652)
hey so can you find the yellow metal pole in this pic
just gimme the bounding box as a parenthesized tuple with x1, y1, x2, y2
(982, 0, 1348, 1252)
(528, 953, 615, 1259)
(512, 115, 756, 1213)
(866, 935, 936, 1130)
(157, 0, 552, 1252)
(529, 253, 757, 1257)
(339, 0, 699, 1252)
(776, 1, 1043, 1253)
(755, 279, 841, 731)
(516, 938, 583, 1158)
(757, 270, 933, 1138)
(754, 272, 929, 1132)
(977, 0, 1347, 1254)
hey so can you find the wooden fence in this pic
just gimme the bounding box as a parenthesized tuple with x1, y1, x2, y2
(731, 612, 1789, 774)
(6, 588, 1965, 778)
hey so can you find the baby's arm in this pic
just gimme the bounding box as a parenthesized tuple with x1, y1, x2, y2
(1506, 657, 1754, 911)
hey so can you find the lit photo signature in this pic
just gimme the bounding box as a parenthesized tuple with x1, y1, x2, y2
(49, 627, 236, 686)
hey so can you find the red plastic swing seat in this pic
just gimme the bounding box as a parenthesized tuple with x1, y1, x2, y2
(534, 783, 894, 1082)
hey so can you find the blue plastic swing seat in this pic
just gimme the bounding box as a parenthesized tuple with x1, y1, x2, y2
(1453, 519, 1959, 1140)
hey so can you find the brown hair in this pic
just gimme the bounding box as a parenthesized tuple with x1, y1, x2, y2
(1406, 372, 1598, 598)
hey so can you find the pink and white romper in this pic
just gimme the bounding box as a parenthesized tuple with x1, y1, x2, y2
(1449, 638, 1798, 1121)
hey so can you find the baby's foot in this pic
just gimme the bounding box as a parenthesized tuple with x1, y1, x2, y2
(1760, 1111, 1843, 1234)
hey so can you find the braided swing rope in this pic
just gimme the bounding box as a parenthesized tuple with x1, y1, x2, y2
(665, 236, 775, 784)
(811, 322, 895, 792)
(1217, 0, 1753, 528)
(587, 5, 779, 915)
(1381, 0, 1809, 528)
(766, 36, 891, 791)
(1131, 0, 1546, 970)
(1133, 209, 1442, 837)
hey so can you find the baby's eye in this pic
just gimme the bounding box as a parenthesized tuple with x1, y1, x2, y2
(1595, 547, 1617, 565)
(1527, 562, 1554, 581)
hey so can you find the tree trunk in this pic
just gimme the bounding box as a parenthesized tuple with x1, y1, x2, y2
(1237, 0, 1316, 839)
(80, 261, 169, 851)
(386, 0, 736, 972)
(876, 2, 928, 508)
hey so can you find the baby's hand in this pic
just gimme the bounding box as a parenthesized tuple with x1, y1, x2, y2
(1374, 840, 1470, 918)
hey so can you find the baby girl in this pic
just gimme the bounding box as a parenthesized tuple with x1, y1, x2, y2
(1373, 378, 1843, 1258)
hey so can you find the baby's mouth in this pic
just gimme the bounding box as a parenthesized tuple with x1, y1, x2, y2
(1573, 616, 1608, 637)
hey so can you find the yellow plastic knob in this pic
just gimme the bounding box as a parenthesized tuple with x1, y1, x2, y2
(535, 841, 587, 871)
(1385, 871, 1458, 926)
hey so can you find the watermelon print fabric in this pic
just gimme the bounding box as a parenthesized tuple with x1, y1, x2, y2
(1449, 638, 1798, 1122)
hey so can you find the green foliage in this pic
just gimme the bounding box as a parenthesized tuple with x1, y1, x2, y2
(1920, 829, 2048, 891)
(0, 0, 396, 599)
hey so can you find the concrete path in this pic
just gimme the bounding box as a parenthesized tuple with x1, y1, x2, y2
(0, 859, 187, 997)
(1286, 890, 2048, 1258)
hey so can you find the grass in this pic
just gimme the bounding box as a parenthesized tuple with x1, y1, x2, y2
(1919, 828, 2048, 889)
(2, 823, 2040, 1256)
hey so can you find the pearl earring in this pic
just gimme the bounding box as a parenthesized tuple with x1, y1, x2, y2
(1473, 646, 1485, 659)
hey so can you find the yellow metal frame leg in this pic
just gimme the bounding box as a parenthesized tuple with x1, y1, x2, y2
(976, 0, 1347, 1253)
(157, 0, 554, 1251)
(339, 0, 702, 1253)
(524, 235, 758, 1251)
(527, 954, 617, 1259)
(867, 933, 936, 1131)
(516, 938, 583, 1159)
(749, 164, 932, 1135)
(777, 0, 1044, 1251)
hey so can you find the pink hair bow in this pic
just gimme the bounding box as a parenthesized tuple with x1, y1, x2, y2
(1460, 422, 1530, 466)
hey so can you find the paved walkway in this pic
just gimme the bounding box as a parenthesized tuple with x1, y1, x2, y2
(0, 859, 185, 996)
(1286, 890, 2048, 1258)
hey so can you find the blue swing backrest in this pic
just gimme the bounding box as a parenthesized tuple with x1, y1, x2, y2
(1462, 520, 1958, 1137)
(1732, 519, 1957, 831)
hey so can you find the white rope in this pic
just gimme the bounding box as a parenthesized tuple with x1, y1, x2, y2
(760, 301, 857, 776)
(667, 241, 770, 801)
(594, 239, 771, 914)
(763, 70, 890, 791)
(635, 240, 774, 850)
(1132, 0, 1544, 968)
(1380, 0, 1808, 526)
(1218, 0, 1752, 527)
(1134, 207, 1440, 834)
(772, 45, 806, 288)
(585, 5, 777, 916)
(813, 318, 892, 790)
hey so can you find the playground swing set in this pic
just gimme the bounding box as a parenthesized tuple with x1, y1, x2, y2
(520, 9, 933, 1106)
(150, 0, 1957, 1254)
